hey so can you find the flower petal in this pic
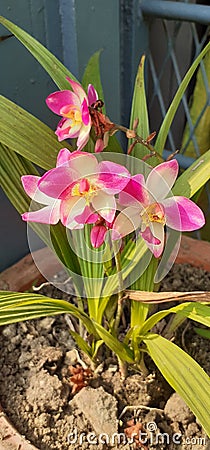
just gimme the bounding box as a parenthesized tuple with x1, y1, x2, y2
(98, 161, 130, 194)
(92, 191, 116, 222)
(22, 204, 60, 224)
(75, 206, 99, 224)
(81, 98, 90, 126)
(66, 78, 86, 103)
(76, 125, 91, 150)
(142, 222, 164, 258)
(112, 206, 141, 239)
(68, 151, 98, 178)
(87, 84, 98, 105)
(162, 196, 205, 231)
(38, 166, 79, 199)
(46, 90, 80, 115)
(91, 225, 107, 248)
(55, 118, 72, 141)
(56, 148, 72, 167)
(146, 159, 179, 201)
(67, 123, 83, 138)
(21, 175, 40, 199)
(119, 174, 149, 207)
(60, 197, 86, 227)
(94, 138, 105, 153)
(21, 175, 55, 205)
(141, 227, 161, 246)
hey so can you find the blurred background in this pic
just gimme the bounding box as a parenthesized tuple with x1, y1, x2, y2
(0, 0, 209, 271)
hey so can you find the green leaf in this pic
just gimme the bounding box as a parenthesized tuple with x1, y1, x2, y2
(81, 51, 105, 154)
(130, 256, 158, 328)
(144, 333, 210, 436)
(140, 302, 210, 336)
(82, 50, 105, 108)
(92, 339, 104, 360)
(0, 16, 77, 90)
(102, 237, 149, 298)
(0, 291, 98, 337)
(194, 327, 210, 340)
(82, 51, 123, 154)
(163, 314, 186, 338)
(70, 330, 92, 357)
(173, 302, 210, 326)
(182, 50, 210, 158)
(106, 133, 123, 154)
(0, 96, 72, 170)
(155, 42, 210, 154)
(71, 226, 104, 315)
(93, 321, 134, 364)
(129, 55, 150, 158)
(173, 149, 210, 198)
(0, 144, 81, 276)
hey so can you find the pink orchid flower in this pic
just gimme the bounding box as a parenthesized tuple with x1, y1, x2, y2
(21, 149, 75, 224)
(113, 159, 205, 258)
(46, 78, 98, 150)
(37, 149, 130, 229)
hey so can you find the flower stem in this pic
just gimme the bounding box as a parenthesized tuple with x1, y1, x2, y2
(112, 241, 124, 334)
(114, 123, 164, 162)
(118, 357, 127, 379)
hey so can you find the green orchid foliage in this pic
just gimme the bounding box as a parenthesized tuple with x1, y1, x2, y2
(0, 16, 210, 436)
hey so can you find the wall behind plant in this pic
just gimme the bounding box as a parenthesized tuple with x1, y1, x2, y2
(0, 0, 63, 271)
(1, 0, 139, 271)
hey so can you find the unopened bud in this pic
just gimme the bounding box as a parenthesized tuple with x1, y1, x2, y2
(128, 141, 137, 155)
(146, 131, 156, 144)
(142, 152, 156, 162)
(166, 149, 179, 161)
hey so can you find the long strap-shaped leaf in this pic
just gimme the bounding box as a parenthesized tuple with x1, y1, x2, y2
(172, 148, 210, 197)
(128, 57, 158, 325)
(144, 333, 210, 437)
(82, 50, 105, 110)
(0, 291, 97, 337)
(71, 227, 104, 318)
(140, 301, 210, 335)
(0, 96, 72, 170)
(0, 16, 78, 90)
(93, 321, 135, 363)
(128, 55, 151, 160)
(82, 50, 123, 154)
(155, 42, 210, 154)
(0, 144, 81, 276)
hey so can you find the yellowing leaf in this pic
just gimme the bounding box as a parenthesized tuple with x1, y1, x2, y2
(182, 51, 210, 157)
(144, 334, 210, 436)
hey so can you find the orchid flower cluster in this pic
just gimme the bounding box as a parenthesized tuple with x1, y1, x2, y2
(21, 79, 205, 258)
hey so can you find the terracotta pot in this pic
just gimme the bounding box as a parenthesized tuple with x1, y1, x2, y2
(1, 236, 210, 293)
(0, 236, 209, 449)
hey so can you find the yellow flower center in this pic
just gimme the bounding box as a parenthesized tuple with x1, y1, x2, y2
(142, 202, 166, 226)
(71, 178, 98, 205)
(62, 106, 82, 127)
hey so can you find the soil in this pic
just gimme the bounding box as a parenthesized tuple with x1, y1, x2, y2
(0, 263, 210, 450)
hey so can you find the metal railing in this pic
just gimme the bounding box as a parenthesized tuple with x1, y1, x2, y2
(141, 0, 210, 25)
(139, 0, 210, 238)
